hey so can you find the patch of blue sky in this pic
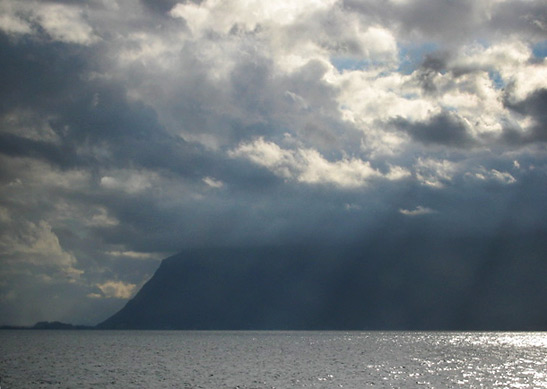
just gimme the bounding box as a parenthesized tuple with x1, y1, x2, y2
(397, 42, 439, 74)
(532, 40, 547, 59)
(330, 57, 374, 72)
(440, 105, 458, 112)
(488, 70, 505, 90)
(402, 93, 419, 100)
(331, 42, 440, 74)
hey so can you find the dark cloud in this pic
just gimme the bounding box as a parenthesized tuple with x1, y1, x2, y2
(0, 32, 212, 175)
(141, 0, 203, 14)
(395, 0, 481, 43)
(0, 132, 77, 167)
(489, 1, 547, 38)
(420, 51, 449, 73)
(343, 0, 547, 44)
(140, 0, 180, 13)
(392, 111, 475, 148)
(413, 51, 451, 93)
(504, 88, 547, 143)
(0, 34, 94, 114)
(342, 0, 478, 44)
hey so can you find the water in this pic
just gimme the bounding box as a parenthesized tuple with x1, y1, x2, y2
(1, 331, 546, 388)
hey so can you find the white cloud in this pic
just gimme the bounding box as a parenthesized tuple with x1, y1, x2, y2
(170, 0, 338, 35)
(344, 203, 362, 211)
(95, 280, 136, 299)
(107, 250, 165, 260)
(386, 165, 412, 180)
(0, 13, 31, 35)
(87, 207, 119, 227)
(49, 201, 120, 229)
(334, 70, 436, 154)
(506, 61, 547, 103)
(230, 138, 409, 188)
(229, 137, 297, 179)
(358, 26, 398, 62)
(415, 158, 457, 188)
(445, 41, 547, 127)
(203, 176, 224, 188)
(202, 177, 224, 189)
(467, 167, 517, 184)
(0, 207, 11, 223)
(454, 40, 531, 71)
(490, 169, 516, 184)
(332, 37, 546, 150)
(117, 32, 178, 68)
(0, 220, 83, 280)
(100, 170, 158, 194)
(399, 206, 436, 216)
(0, 157, 91, 193)
(0, 109, 60, 144)
(0, 1, 99, 45)
(169, 2, 210, 34)
(297, 148, 381, 187)
(37, 3, 99, 45)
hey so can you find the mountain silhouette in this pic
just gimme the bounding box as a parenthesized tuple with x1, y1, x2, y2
(98, 240, 547, 330)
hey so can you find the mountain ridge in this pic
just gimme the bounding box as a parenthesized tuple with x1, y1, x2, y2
(97, 241, 547, 330)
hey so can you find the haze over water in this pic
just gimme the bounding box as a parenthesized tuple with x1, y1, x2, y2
(1, 331, 546, 388)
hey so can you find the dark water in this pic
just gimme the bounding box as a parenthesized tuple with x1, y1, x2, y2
(1, 331, 545, 388)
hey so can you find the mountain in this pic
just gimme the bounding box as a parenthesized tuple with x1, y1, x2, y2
(31, 321, 94, 330)
(97, 240, 547, 330)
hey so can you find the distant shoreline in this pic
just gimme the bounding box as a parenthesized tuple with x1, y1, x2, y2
(0, 321, 95, 330)
(2, 323, 545, 331)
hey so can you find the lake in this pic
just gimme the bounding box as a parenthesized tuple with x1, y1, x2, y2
(1, 331, 546, 388)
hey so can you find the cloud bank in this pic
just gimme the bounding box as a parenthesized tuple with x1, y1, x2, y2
(0, 0, 545, 326)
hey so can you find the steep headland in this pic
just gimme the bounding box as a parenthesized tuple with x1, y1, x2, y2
(97, 240, 547, 330)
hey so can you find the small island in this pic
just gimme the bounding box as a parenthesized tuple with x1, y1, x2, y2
(1, 321, 94, 330)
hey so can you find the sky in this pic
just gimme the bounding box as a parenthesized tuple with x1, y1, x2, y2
(0, 0, 546, 326)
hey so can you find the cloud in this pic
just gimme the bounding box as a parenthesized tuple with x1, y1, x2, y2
(0, 0, 546, 327)
(94, 280, 137, 299)
(344, 0, 547, 46)
(87, 207, 119, 227)
(106, 250, 165, 260)
(100, 170, 158, 194)
(393, 111, 475, 147)
(170, 0, 338, 34)
(414, 157, 457, 188)
(466, 168, 517, 185)
(202, 176, 224, 188)
(141, 0, 180, 14)
(399, 205, 436, 216)
(0, 218, 83, 280)
(0, 1, 99, 44)
(230, 137, 409, 188)
(504, 88, 547, 143)
(33, 3, 99, 45)
(0, 13, 32, 35)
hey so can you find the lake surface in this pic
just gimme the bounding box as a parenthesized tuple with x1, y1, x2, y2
(1, 331, 546, 388)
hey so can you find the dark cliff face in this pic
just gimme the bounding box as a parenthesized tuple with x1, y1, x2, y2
(98, 246, 374, 330)
(97, 239, 547, 330)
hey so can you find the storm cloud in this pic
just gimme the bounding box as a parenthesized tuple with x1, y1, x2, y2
(0, 0, 545, 327)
